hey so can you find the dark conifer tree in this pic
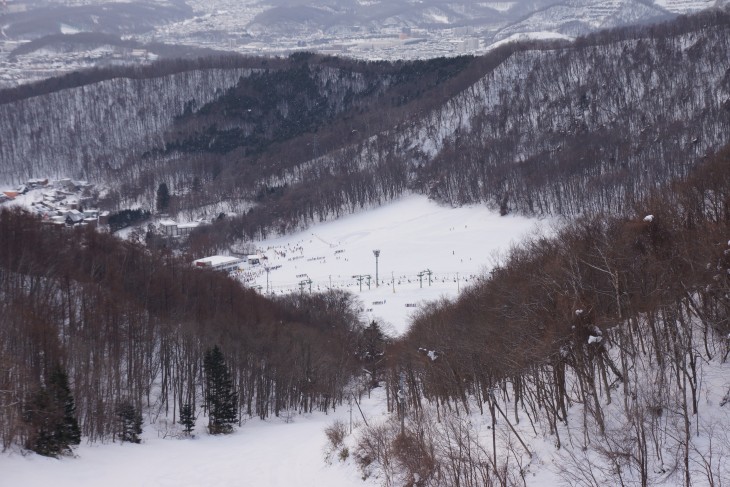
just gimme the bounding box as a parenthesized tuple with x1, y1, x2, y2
(25, 388, 56, 457)
(204, 346, 237, 434)
(48, 366, 81, 449)
(24, 365, 81, 457)
(179, 403, 196, 435)
(156, 182, 170, 213)
(360, 321, 386, 388)
(116, 401, 143, 443)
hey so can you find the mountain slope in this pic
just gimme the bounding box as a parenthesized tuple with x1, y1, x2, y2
(0, 10, 728, 250)
(0, 2, 193, 40)
(0, 60, 256, 184)
(374, 143, 730, 486)
(408, 12, 730, 214)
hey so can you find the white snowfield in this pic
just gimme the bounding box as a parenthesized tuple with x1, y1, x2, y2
(1, 194, 542, 486)
(0, 394, 387, 487)
(240, 195, 541, 334)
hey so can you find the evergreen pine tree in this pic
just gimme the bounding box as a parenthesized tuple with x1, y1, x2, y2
(25, 365, 81, 457)
(116, 401, 143, 443)
(179, 403, 196, 435)
(25, 387, 56, 457)
(360, 321, 386, 388)
(204, 345, 237, 434)
(156, 182, 170, 213)
(48, 366, 81, 448)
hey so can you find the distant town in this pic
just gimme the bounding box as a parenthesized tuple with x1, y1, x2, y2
(1, 177, 110, 227)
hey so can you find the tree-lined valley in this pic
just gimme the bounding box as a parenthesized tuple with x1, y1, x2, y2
(1, 7, 730, 487)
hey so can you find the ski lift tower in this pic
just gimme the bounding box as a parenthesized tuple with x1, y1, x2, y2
(373, 249, 380, 287)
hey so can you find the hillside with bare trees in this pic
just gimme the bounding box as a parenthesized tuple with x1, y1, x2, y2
(1, 10, 728, 250)
(0, 208, 365, 450)
(360, 144, 730, 486)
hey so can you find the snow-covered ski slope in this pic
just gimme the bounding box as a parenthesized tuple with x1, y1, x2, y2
(0, 392, 389, 487)
(240, 194, 542, 334)
(0, 194, 542, 486)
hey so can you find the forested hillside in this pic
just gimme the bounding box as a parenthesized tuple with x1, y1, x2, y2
(187, 9, 730, 253)
(0, 58, 259, 183)
(412, 16, 730, 215)
(2, 10, 728, 248)
(5, 10, 727, 254)
(360, 144, 730, 486)
(0, 209, 366, 451)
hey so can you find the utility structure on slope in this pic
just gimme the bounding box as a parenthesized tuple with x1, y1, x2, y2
(373, 249, 380, 287)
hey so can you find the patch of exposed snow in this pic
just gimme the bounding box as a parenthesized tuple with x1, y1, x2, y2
(60, 24, 82, 35)
(487, 31, 574, 51)
(478, 2, 516, 12)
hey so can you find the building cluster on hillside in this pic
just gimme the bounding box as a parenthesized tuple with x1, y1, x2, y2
(0, 177, 109, 227)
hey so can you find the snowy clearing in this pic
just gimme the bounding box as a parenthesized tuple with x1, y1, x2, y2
(241, 194, 543, 334)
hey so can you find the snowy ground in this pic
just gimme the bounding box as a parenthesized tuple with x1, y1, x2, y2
(240, 194, 543, 334)
(0, 391, 390, 487)
(0, 194, 543, 486)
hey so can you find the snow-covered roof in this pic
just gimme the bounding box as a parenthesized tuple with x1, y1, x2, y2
(159, 219, 177, 227)
(178, 222, 201, 229)
(194, 255, 242, 267)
